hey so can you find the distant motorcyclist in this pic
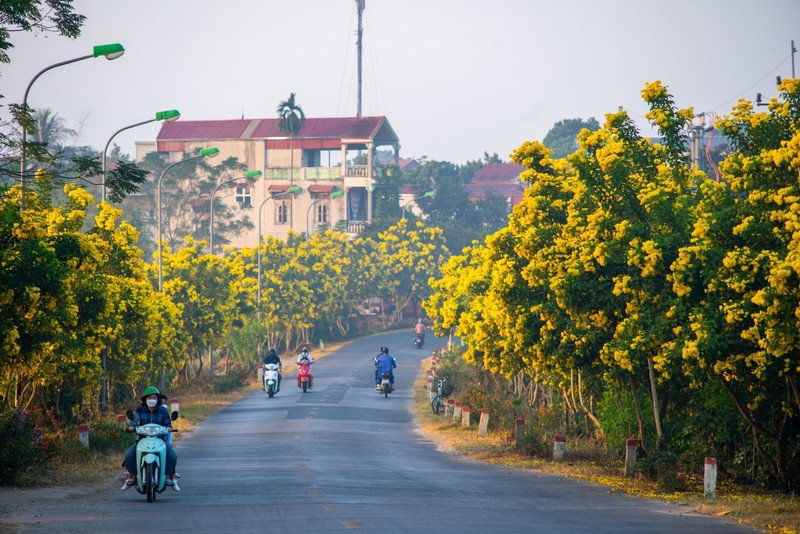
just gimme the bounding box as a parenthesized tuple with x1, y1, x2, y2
(296, 346, 314, 389)
(414, 319, 426, 343)
(375, 346, 397, 389)
(263, 347, 282, 392)
(121, 387, 179, 491)
(296, 345, 314, 365)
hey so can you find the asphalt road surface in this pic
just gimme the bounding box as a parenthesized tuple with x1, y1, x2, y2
(0, 331, 756, 533)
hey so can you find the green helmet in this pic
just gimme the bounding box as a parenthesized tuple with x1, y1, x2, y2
(141, 386, 160, 401)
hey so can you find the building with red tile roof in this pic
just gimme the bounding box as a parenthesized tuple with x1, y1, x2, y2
(138, 116, 400, 248)
(465, 162, 527, 208)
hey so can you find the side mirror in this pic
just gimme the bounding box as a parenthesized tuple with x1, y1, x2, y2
(171, 410, 179, 421)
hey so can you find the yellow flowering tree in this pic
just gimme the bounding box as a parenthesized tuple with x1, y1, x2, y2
(671, 79, 800, 489)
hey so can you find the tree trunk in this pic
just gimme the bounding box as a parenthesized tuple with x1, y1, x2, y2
(629, 375, 648, 454)
(646, 357, 663, 448)
(721, 378, 791, 490)
(577, 371, 606, 443)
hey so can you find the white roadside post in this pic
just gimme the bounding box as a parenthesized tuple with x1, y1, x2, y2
(78, 424, 89, 448)
(478, 408, 490, 436)
(553, 434, 566, 462)
(625, 439, 638, 478)
(704, 457, 717, 499)
(461, 406, 471, 428)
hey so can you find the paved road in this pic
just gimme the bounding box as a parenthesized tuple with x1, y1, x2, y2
(0, 332, 755, 533)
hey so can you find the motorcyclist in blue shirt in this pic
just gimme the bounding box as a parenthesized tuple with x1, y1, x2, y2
(375, 346, 397, 389)
(121, 387, 179, 491)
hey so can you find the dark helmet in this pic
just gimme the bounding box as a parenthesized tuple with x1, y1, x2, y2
(141, 386, 159, 402)
(268, 347, 277, 355)
(381, 347, 389, 354)
(301, 346, 309, 353)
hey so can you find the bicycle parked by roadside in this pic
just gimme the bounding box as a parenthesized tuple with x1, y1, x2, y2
(431, 377, 454, 415)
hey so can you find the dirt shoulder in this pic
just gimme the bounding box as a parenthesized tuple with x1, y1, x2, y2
(410, 366, 799, 534)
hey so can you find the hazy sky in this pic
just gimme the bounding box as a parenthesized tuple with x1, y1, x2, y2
(3, 0, 799, 165)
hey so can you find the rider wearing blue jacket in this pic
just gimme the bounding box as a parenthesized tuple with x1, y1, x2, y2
(121, 387, 179, 491)
(375, 346, 397, 388)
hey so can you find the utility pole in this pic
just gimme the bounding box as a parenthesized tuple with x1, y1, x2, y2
(791, 40, 796, 79)
(356, 0, 365, 117)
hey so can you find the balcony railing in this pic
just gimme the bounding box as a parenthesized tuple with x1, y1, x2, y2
(344, 165, 368, 177)
(263, 167, 344, 181)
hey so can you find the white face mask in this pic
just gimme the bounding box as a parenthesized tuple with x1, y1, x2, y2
(146, 398, 158, 408)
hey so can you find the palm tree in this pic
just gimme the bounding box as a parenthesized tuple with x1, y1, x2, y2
(33, 108, 78, 148)
(276, 93, 305, 229)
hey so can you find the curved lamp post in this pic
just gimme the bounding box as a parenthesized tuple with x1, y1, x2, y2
(209, 169, 262, 255)
(19, 43, 125, 210)
(102, 109, 180, 202)
(157, 147, 220, 291)
(306, 189, 344, 239)
(257, 186, 302, 318)
(401, 190, 435, 220)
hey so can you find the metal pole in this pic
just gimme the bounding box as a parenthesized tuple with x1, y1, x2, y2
(257, 194, 279, 319)
(356, 0, 364, 117)
(19, 54, 93, 210)
(158, 154, 205, 292)
(102, 119, 154, 203)
(306, 198, 322, 239)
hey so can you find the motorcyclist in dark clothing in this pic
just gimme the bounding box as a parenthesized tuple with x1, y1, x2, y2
(121, 387, 179, 491)
(262, 347, 282, 391)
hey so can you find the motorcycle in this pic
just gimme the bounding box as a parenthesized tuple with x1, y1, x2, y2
(414, 332, 425, 349)
(125, 409, 178, 503)
(263, 363, 280, 398)
(297, 360, 313, 393)
(379, 372, 394, 398)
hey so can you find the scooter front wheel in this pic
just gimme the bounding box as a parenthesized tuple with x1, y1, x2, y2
(145, 463, 156, 503)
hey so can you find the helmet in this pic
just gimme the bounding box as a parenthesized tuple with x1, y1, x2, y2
(141, 386, 159, 401)
(418, 318, 423, 323)
(301, 346, 309, 353)
(268, 347, 276, 355)
(381, 347, 389, 354)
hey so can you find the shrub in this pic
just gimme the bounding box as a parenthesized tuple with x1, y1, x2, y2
(0, 408, 46, 483)
(89, 421, 130, 453)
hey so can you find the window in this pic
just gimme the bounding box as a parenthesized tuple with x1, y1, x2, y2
(235, 185, 252, 207)
(316, 203, 329, 224)
(311, 192, 331, 224)
(275, 200, 289, 225)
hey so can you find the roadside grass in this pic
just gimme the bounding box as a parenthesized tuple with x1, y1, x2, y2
(413, 364, 800, 534)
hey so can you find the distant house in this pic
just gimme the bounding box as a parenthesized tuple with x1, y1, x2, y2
(465, 162, 527, 209)
(137, 116, 400, 249)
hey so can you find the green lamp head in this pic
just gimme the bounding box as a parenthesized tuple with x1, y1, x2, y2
(93, 43, 125, 60)
(156, 109, 181, 122)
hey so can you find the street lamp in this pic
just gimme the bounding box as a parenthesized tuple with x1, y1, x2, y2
(257, 186, 302, 318)
(209, 169, 262, 255)
(102, 109, 180, 202)
(157, 147, 220, 291)
(19, 43, 125, 210)
(402, 190, 435, 220)
(306, 189, 344, 238)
